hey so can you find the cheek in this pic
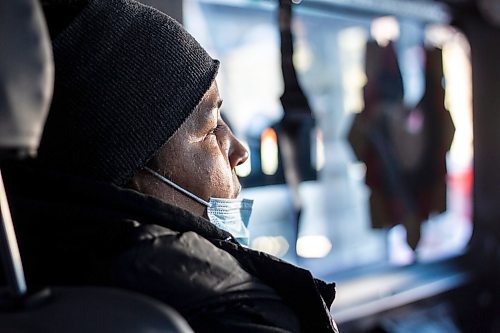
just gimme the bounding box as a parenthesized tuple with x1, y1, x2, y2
(164, 140, 237, 200)
(195, 147, 234, 197)
(169, 148, 218, 198)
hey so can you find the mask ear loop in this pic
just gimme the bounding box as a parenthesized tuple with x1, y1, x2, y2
(144, 167, 211, 207)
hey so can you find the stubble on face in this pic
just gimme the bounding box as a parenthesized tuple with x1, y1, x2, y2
(128, 81, 245, 217)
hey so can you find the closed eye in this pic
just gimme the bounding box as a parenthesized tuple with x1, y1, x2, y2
(209, 124, 224, 135)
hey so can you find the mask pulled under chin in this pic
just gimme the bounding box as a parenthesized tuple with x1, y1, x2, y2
(207, 197, 253, 246)
(145, 167, 253, 246)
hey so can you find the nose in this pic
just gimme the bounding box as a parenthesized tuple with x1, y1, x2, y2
(228, 134, 249, 169)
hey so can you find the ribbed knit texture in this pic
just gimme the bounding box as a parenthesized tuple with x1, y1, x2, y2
(37, 0, 219, 186)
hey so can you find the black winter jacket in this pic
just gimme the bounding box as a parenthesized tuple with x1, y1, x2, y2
(2, 163, 338, 332)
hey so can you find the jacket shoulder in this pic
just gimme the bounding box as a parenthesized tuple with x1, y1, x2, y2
(112, 227, 271, 306)
(111, 226, 302, 332)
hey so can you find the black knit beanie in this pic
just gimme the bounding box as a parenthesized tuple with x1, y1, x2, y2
(37, 0, 219, 186)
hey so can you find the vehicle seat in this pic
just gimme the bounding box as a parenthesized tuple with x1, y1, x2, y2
(0, 1, 193, 332)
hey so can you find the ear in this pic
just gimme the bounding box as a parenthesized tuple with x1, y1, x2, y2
(127, 153, 161, 192)
(126, 171, 147, 192)
(127, 168, 166, 196)
(125, 170, 158, 194)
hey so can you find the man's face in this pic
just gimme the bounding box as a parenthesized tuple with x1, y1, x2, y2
(129, 81, 248, 216)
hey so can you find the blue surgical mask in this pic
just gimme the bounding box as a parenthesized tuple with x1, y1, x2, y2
(145, 168, 253, 246)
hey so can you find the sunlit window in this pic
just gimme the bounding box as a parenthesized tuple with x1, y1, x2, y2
(261, 127, 279, 176)
(371, 16, 400, 47)
(338, 27, 367, 115)
(185, 0, 473, 274)
(296, 235, 332, 258)
(313, 128, 325, 171)
(251, 236, 289, 257)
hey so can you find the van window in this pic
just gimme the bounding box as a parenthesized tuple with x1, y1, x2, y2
(184, 0, 473, 276)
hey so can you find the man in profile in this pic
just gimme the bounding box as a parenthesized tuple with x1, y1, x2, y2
(3, 0, 338, 331)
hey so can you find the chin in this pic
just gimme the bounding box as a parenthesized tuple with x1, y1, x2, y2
(232, 183, 242, 198)
(222, 187, 240, 199)
(232, 175, 242, 198)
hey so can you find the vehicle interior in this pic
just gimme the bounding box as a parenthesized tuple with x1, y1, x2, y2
(1, 0, 500, 332)
(0, 0, 192, 332)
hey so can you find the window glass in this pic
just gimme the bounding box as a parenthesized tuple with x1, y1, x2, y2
(185, 0, 473, 277)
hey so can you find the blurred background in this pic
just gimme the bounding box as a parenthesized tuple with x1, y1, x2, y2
(143, 0, 495, 331)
